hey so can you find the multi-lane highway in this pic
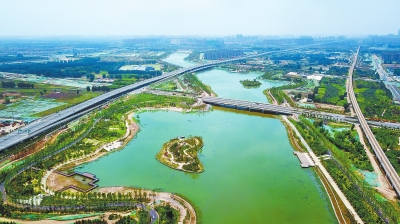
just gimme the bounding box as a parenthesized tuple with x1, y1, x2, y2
(202, 97, 400, 129)
(348, 47, 400, 197)
(0, 48, 309, 151)
(387, 84, 400, 102)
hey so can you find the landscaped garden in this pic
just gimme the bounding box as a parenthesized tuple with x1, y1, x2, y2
(156, 136, 205, 173)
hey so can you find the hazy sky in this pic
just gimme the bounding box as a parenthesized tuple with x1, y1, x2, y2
(1, 0, 399, 36)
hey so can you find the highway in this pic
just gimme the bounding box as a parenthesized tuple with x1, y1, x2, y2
(0, 47, 313, 151)
(348, 47, 400, 197)
(387, 84, 400, 102)
(202, 97, 400, 129)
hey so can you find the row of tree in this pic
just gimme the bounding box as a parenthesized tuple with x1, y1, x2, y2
(86, 86, 111, 92)
(1, 81, 34, 89)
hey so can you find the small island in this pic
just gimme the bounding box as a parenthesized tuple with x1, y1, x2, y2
(156, 136, 205, 173)
(240, 79, 262, 88)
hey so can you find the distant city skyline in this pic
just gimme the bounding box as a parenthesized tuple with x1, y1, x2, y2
(1, 0, 400, 37)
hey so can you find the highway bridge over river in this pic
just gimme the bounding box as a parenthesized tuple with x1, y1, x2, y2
(0, 47, 312, 151)
(202, 97, 400, 129)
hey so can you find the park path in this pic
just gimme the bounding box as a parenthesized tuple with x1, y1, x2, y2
(282, 115, 364, 224)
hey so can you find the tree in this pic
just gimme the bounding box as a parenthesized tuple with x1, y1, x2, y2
(102, 74, 106, 78)
(4, 97, 11, 104)
(89, 74, 95, 82)
(86, 86, 91, 91)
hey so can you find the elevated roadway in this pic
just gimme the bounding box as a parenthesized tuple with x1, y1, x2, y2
(348, 48, 400, 197)
(0, 47, 315, 151)
(202, 97, 400, 129)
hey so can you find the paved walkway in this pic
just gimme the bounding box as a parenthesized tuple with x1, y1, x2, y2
(282, 115, 364, 224)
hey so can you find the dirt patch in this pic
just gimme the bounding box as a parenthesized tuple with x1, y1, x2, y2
(46, 172, 93, 192)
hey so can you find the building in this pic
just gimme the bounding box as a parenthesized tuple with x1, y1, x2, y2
(123, 38, 160, 46)
(382, 52, 400, 63)
(369, 35, 400, 45)
(170, 39, 188, 45)
(203, 50, 244, 60)
(119, 65, 154, 72)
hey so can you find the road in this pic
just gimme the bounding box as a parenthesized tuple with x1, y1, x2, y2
(202, 97, 400, 129)
(0, 45, 339, 151)
(348, 47, 400, 197)
(387, 84, 400, 102)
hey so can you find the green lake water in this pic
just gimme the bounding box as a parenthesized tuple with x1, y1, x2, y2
(197, 69, 286, 103)
(163, 53, 195, 68)
(76, 53, 337, 223)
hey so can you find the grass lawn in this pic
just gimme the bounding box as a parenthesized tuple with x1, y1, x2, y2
(33, 91, 102, 117)
(153, 81, 178, 91)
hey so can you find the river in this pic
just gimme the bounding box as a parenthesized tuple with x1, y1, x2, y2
(76, 53, 337, 223)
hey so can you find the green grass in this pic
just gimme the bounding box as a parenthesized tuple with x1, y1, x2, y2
(153, 81, 178, 91)
(49, 213, 103, 221)
(10, 212, 61, 221)
(33, 91, 102, 117)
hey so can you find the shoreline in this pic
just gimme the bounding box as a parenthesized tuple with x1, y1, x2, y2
(39, 107, 197, 224)
(281, 115, 363, 224)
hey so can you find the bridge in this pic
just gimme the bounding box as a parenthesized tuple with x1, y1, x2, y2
(0, 47, 313, 151)
(202, 97, 400, 129)
(348, 48, 400, 197)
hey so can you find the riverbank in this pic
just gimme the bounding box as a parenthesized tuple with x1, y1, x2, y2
(37, 108, 197, 223)
(281, 115, 363, 224)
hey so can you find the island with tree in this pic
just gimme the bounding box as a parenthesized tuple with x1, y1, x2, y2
(240, 79, 262, 88)
(156, 136, 205, 173)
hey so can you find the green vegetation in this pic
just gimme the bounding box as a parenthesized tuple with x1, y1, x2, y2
(153, 81, 178, 91)
(75, 219, 107, 224)
(185, 51, 201, 62)
(156, 136, 204, 173)
(313, 77, 347, 106)
(372, 127, 400, 174)
(0, 93, 199, 210)
(239, 79, 261, 88)
(258, 71, 281, 80)
(265, 80, 306, 106)
(354, 80, 400, 122)
(184, 74, 215, 96)
(292, 118, 400, 223)
(326, 66, 349, 76)
(322, 160, 385, 223)
(353, 68, 379, 79)
(155, 204, 179, 224)
(394, 69, 400, 76)
(294, 118, 372, 171)
(50, 213, 103, 221)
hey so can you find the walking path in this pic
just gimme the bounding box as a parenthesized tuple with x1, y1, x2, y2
(282, 115, 364, 224)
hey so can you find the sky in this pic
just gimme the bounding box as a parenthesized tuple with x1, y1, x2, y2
(0, 0, 400, 37)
